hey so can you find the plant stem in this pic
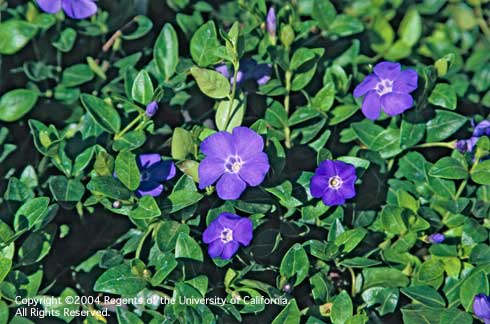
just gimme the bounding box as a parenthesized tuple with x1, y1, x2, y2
(284, 70, 292, 149)
(225, 60, 240, 130)
(347, 267, 356, 297)
(414, 141, 455, 149)
(135, 223, 157, 260)
(114, 113, 144, 140)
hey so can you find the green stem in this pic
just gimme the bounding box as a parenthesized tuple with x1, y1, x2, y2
(225, 60, 240, 130)
(414, 141, 455, 149)
(347, 267, 356, 297)
(135, 223, 157, 260)
(284, 70, 292, 149)
(115, 113, 144, 140)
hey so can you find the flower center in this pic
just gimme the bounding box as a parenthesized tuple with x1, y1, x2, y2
(220, 228, 234, 243)
(225, 155, 243, 174)
(328, 176, 343, 190)
(375, 79, 393, 96)
(140, 170, 151, 181)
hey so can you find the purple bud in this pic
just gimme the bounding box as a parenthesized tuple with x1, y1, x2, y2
(266, 7, 276, 38)
(145, 101, 159, 118)
(428, 233, 445, 244)
(473, 120, 490, 137)
(473, 294, 490, 321)
(283, 283, 292, 293)
(215, 64, 230, 79)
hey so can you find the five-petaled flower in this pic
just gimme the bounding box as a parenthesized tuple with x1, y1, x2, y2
(310, 160, 357, 206)
(136, 154, 176, 197)
(37, 0, 97, 20)
(456, 120, 490, 153)
(202, 212, 253, 259)
(145, 101, 159, 118)
(473, 294, 490, 324)
(354, 61, 418, 120)
(428, 233, 445, 244)
(215, 58, 272, 87)
(198, 126, 270, 200)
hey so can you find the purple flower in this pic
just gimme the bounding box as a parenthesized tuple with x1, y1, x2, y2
(136, 154, 176, 197)
(456, 120, 490, 153)
(37, 0, 97, 19)
(215, 59, 272, 87)
(310, 160, 357, 206)
(474, 294, 490, 323)
(145, 101, 159, 118)
(202, 212, 253, 259)
(428, 233, 445, 244)
(266, 7, 277, 38)
(198, 127, 270, 200)
(354, 62, 418, 120)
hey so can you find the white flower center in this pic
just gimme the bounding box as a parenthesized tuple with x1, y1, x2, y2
(328, 176, 343, 190)
(375, 79, 393, 96)
(225, 155, 243, 174)
(220, 228, 234, 243)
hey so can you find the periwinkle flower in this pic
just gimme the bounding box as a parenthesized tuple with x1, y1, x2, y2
(310, 160, 357, 206)
(428, 233, 445, 244)
(136, 154, 176, 197)
(456, 120, 490, 153)
(266, 7, 277, 38)
(37, 0, 97, 19)
(473, 294, 490, 323)
(354, 62, 418, 120)
(202, 212, 253, 259)
(215, 59, 272, 87)
(145, 101, 159, 118)
(198, 126, 270, 200)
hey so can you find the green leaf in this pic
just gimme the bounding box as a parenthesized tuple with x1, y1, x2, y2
(370, 16, 394, 53)
(471, 160, 490, 185)
(131, 70, 154, 105)
(154, 23, 179, 80)
(80, 94, 121, 134)
(429, 83, 457, 110)
(52, 28, 76, 52)
(459, 270, 488, 311)
(361, 287, 399, 316)
(329, 15, 364, 37)
(121, 15, 153, 40)
(0, 20, 37, 55)
(171, 127, 194, 160)
(334, 228, 367, 253)
(398, 7, 422, 47)
(161, 190, 203, 213)
(48, 176, 85, 202)
(61, 64, 94, 87)
(216, 99, 245, 132)
(129, 196, 161, 219)
(312, 83, 335, 112)
(426, 110, 466, 142)
(94, 263, 146, 295)
(331, 291, 353, 324)
(156, 221, 190, 252)
(86, 176, 132, 200)
(271, 299, 301, 324)
(190, 67, 230, 99)
(190, 21, 220, 67)
(0, 257, 12, 284)
(400, 285, 446, 308)
(115, 151, 141, 191)
(429, 157, 467, 179)
(175, 232, 203, 261)
(14, 197, 50, 232)
(116, 308, 143, 324)
(362, 267, 409, 289)
(311, 0, 336, 30)
(0, 89, 39, 122)
(18, 227, 56, 265)
(280, 243, 310, 286)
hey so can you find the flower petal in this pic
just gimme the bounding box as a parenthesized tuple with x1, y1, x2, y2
(136, 181, 163, 197)
(373, 61, 401, 80)
(310, 174, 329, 198)
(380, 92, 413, 116)
(334, 161, 357, 182)
(215, 64, 230, 79)
(62, 0, 97, 19)
(147, 160, 176, 182)
(216, 173, 246, 200)
(233, 218, 253, 246)
(322, 189, 346, 206)
(315, 160, 336, 177)
(37, 0, 62, 13)
(238, 152, 269, 186)
(203, 221, 223, 244)
(232, 127, 264, 160)
(473, 294, 490, 320)
(474, 120, 490, 137)
(216, 212, 241, 229)
(198, 157, 225, 189)
(221, 241, 240, 259)
(361, 91, 382, 120)
(353, 74, 380, 98)
(200, 131, 234, 158)
(208, 240, 224, 259)
(138, 154, 161, 169)
(338, 180, 356, 199)
(393, 69, 418, 93)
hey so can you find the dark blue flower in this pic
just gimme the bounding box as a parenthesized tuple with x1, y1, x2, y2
(136, 154, 176, 197)
(202, 212, 253, 259)
(428, 233, 445, 244)
(215, 59, 272, 87)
